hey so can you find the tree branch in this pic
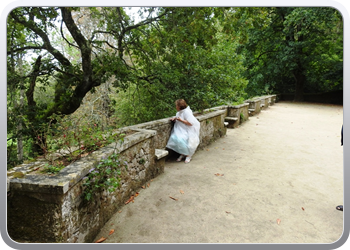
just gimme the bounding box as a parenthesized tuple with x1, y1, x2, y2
(60, 7, 94, 98)
(7, 46, 44, 55)
(10, 11, 71, 68)
(60, 18, 79, 50)
(256, 50, 280, 61)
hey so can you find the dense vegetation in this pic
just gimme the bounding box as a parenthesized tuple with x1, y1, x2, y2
(7, 7, 343, 168)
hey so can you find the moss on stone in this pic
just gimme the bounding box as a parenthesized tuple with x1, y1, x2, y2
(13, 172, 26, 178)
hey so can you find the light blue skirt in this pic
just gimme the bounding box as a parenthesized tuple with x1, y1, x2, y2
(166, 133, 190, 156)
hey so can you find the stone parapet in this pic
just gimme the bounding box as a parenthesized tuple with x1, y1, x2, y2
(7, 96, 276, 243)
(7, 128, 159, 243)
(245, 98, 262, 116)
(225, 103, 249, 128)
(7, 107, 229, 243)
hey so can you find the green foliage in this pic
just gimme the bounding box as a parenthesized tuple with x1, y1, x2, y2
(113, 7, 248, 123)
(30, 112, 124, 172)
(82, 153, 128, 201)
(8, 7, 249, 159)
(41, 163, 65, 175)
(232, 7, 343, 100)
(240, 112, 245, 122)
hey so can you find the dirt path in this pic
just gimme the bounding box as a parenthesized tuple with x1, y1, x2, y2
(94, 101, 343, 244)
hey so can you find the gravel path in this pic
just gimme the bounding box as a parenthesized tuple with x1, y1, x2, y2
(94, 101, 344, 244)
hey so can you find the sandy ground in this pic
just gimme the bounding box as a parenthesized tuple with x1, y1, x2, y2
(93, 101, 344, 244)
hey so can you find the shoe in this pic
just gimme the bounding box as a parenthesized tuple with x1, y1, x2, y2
(185, 157, 191, 163)
(176, 155, 184, 162)
(336, 205, 343, 211)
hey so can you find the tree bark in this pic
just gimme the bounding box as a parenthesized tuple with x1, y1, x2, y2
(26, 56, 45, 155)
(16, 56, 24, 161)
(26, 55, 41, 108)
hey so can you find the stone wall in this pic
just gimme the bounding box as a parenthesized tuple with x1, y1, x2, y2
(245, 98, 262, 116)
(7, 128, 158, 243)
(226, 103, 249, 128)
(127, 108, 227, 151)
(7, 95, 276, 243)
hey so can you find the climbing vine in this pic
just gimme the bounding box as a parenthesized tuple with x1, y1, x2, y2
(82, 153, 128, 201)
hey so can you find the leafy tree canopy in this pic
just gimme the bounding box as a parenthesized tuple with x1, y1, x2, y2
(231, 7, 343, 100)
(7, 7, 246, 156)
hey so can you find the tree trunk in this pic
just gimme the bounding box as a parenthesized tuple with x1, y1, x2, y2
(293, 69, 305, 102)
(16, 91, 24, 161)
(16, 56, 24, 161)
(294, 83, 304, 102)
(25, 56, 44, 156)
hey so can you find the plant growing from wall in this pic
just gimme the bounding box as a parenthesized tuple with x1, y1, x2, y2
(41, 163, 65, 175)
(240, 112, 245, 123)
(31, 112, 125, 174)
(82, 152, 128, 201)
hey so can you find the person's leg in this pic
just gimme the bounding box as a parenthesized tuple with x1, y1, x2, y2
(177, 154, 185, 161)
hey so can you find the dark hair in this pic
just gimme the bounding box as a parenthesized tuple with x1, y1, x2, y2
(175, 99, 188, 110)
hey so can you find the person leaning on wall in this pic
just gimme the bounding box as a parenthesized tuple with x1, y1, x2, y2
(166, 99, 200, 164)
(336, 125, 343, 212)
